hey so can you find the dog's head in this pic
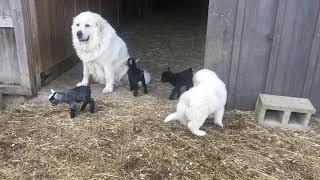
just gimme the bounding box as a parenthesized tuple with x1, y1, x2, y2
(72, 11, 114, 48)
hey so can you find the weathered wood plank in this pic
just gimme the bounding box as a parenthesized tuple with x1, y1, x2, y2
(270, 0, 320, 97)
(265, 0, 286, 93)
(0, 16, 13, 27)
(40, 55, 79, 86)
(303, 8, 320, 97)
(25, 0, 42, 89)
(228, 0, 246, 108)
(234, 0, 278, 109)
(11, 0, 34, 93)
(204, 0, 239, 91)
(0, 85, 32, 96)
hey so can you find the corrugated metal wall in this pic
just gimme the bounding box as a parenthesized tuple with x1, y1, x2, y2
(205, 0, 320, 111)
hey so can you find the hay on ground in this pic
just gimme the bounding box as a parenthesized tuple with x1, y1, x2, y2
(0, 90, 320, 179)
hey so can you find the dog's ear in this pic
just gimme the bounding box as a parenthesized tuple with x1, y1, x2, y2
(96, 18, 104, 34)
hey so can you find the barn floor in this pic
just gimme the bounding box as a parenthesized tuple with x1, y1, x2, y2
(2, 8, 320, 180)
(1, 93, 320, 179)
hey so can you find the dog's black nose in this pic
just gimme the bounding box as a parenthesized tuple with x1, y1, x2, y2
(77, 31, 82, 38)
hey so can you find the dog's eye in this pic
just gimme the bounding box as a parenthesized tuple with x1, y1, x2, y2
(76, 23, 80, 27)
(85, 24, 90, 28)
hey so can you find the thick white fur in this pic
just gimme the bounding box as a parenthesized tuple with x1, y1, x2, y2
(164, 69, 227, 136)
(72, 11, 150, 93)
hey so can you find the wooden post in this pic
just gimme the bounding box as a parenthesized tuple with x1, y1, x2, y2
(0, 93, 3, 110)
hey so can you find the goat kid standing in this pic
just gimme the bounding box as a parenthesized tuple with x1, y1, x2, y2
(48, 86, 95, 119)
(127, 58, 148, 97)
(161, 67, 193, 100)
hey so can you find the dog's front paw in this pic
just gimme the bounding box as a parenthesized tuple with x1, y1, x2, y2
(77, 81, 88, 87)
(102, 86, 113, 94)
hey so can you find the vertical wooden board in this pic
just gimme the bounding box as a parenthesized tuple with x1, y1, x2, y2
(271, 0, 320, 97)
(204, 0, 238, 85)
(309, 54, 320, 110)
(234, 0, 278, 109)
(34, 0, 77, 72)
(34, 0, 53, 70)
(101, 0, 117, 26)
(88, 0, 102, 14)
(0, 0, 20, 84)
(0, 28, 20, 84)
(10, 0, 34, 89)
(76, 0, 89, 13)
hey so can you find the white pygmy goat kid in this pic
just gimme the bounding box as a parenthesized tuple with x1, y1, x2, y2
(164, 69, 227, 136)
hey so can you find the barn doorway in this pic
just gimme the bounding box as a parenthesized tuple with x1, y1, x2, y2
(34, 0, 209, 101)
(119, 0, 209, 97)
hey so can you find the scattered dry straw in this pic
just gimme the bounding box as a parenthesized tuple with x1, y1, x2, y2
(0, 91, 320, 179)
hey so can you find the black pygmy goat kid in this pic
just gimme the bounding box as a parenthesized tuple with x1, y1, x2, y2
(127, 58, 148, 96)
(161, 67, 193, 100)
(48, 86, 94, 119)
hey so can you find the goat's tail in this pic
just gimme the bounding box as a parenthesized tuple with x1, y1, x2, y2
(142, 70, 151, 85)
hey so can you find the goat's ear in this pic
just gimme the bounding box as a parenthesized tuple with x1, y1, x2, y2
(50, 89, 55, 94)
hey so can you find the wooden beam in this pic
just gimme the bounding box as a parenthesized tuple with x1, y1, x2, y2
(0, 85, 32, 96)
(40, 54, 80, 86)
(0, 93, 3, 110)
(0, 16, 13, 28)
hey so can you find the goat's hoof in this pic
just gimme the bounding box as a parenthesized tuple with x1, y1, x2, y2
(169, 96, 175, 100)
(144, 90, 148, 94)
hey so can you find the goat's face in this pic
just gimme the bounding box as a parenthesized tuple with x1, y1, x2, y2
(48, 89, 59, 106)
(161, 71, 172, 83)
(127, 58, 136, 68)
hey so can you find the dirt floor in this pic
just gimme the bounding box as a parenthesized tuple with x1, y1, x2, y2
(1, 8, 320, 180)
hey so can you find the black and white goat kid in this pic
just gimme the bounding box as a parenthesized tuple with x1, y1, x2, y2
(48, 86, 95, 119)
(161, 67, 193, 100)
(127, 58, 148, 97)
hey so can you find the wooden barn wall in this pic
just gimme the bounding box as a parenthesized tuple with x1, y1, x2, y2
(0, 0, 35, 95)
(205, 0, 320, 110)
(30, 0, 119, 86)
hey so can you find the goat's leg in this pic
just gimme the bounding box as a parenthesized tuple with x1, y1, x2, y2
(133, 82, 139, 97)
(141, 76, 148, 94)
(69, 104, 77, 119)
(129, 83, 134, 91)
(169, 88, 176, 100)
(186, 84, 192, 90)
(80, 102, 88, 111)
(176, 87, 182, 98)
(89, 99, 95, 113)
(129, 77, 134, 91)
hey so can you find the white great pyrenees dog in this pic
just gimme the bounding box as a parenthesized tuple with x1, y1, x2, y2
(72, 11, 150, 93)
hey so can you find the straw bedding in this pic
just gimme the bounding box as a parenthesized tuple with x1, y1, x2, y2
(0, 89, 320, 179)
